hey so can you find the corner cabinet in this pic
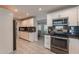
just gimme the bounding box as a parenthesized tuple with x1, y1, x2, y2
(44, 35, 51, 49)
(69, 38, 79, 54)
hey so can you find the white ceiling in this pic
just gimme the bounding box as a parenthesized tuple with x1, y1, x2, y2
(14, 5, 76, 20)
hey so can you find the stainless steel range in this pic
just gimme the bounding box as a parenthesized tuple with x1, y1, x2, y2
(50, 18, 69, 54)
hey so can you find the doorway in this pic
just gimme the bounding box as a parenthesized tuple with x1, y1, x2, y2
(37, 20, 48, 47)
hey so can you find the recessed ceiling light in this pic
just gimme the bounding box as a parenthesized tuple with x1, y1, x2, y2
(38, 8, 42, 11)
(14, 9, 18, 12)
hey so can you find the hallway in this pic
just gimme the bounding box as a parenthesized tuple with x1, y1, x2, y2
(15, 38, 54, 54)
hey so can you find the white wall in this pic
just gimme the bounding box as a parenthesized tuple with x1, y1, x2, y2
(0, 8, 13, 53)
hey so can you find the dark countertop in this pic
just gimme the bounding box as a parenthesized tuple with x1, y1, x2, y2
(68, 35, 79, 39)
(45, 34, 79, 39)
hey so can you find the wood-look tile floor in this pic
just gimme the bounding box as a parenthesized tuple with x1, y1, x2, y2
(15, 38, 54, 54)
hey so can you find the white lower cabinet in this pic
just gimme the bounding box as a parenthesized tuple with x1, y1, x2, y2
(44, 35, 51, 49)
(69, 38, 79, 54)
(29, 33, 35, 42)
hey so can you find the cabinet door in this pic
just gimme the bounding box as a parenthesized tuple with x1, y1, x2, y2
(19, 32, 29, 41)
(60, 7, 78, 26)
(44, 35, 51, 49)
(69, 38, 79, 54)
(28, 33, 35, 42)
(47, 11, 60, 26)
(21, 18, 34, 27)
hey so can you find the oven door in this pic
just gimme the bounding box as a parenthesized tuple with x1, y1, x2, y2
(54, 38, 67, 48)
(51, 37, 69, 54)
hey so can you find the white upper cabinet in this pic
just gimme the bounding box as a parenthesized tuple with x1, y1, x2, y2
(47, 11, 60, 26)
(21, 18, 35, 27)
(47, 7, 78, 26)
(60, 7, 78, 26)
